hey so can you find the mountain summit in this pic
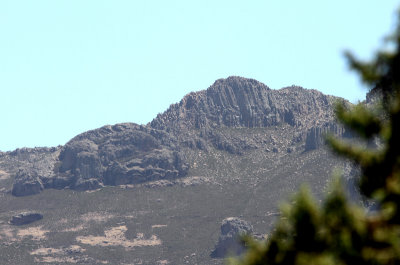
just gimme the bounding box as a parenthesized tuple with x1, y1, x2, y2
(152, 76, 336, 130)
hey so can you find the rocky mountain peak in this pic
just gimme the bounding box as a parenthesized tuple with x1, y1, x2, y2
(151, 76, 340, 133)
(208, 76, 270, 94)
(2, 77, 351, 196)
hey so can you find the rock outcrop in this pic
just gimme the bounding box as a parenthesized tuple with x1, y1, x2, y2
(58, 123, 188, 188)
(1, 76, 352, 195)
(152, 77, 338, 131)
(9, 212, 43, 225)
(211, 217, 254, 258)
(12, 169, 44, 196)
(151, 77, 346, 153)
(4, 147, 61, 195)
(304, 122, 348, 151)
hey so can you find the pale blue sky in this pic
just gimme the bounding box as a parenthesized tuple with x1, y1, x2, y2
(1, 1, 399, 151)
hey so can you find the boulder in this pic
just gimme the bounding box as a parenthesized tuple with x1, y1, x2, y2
(211, 217, 253, 258)
(9, 212, 43, 225)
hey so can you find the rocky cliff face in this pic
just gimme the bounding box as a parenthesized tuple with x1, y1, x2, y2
(152, 76, 346, 153)
(151, 77, 338, 132)
(0, 147, 60, 196)
(0, 76, 350, 196)
(58, 123, 188, 189)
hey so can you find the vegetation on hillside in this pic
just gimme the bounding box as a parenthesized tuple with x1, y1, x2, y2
(231, 10, 400, 265)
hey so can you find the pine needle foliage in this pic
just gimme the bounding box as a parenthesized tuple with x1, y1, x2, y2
(231, 11, 400, 265)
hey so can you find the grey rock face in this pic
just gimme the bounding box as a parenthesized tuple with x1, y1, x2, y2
(9, 212, 43, 225)
(152, 77, 338, 130)
(3, 147, 61, 196)
(12, 169, 44, 196)
(151, 76, 343, 154)
(211, 217, 253, 258)
(304, 122, 347, 151)
(58, 123, 188, 188)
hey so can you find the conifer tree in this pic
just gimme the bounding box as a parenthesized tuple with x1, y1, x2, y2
(231, 10, 400, 265)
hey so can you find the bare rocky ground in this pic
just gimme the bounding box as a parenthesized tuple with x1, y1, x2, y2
(0, 77, 352, 264)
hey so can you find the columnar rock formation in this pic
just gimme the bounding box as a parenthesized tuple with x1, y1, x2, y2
(1, 76, 350, 196)
(151, 77, 339, 133)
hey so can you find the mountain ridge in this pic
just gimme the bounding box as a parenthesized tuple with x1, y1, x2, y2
(0, 76, 349, 197)
(0, 76, 357, 265)
(151, 76, 339, 131)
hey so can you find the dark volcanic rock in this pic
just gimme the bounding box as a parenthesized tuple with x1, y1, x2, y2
(9, 212, 43, 225)
(151, 76, 344, 154)
(58, 123, 188, 188)
(12, 169, 44, 196)
(211, 217, 253, 258)
(305, 122, 347, 151)
(151, 77, 339, 131)
(42, 176, 72, 190)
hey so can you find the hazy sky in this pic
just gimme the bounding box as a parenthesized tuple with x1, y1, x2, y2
(1, 1, 399, 151)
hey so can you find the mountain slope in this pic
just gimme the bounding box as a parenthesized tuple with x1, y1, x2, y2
(0, 77, 351, 264)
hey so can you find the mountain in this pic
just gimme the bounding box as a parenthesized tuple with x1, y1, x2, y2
(0, 77, 352, 264)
